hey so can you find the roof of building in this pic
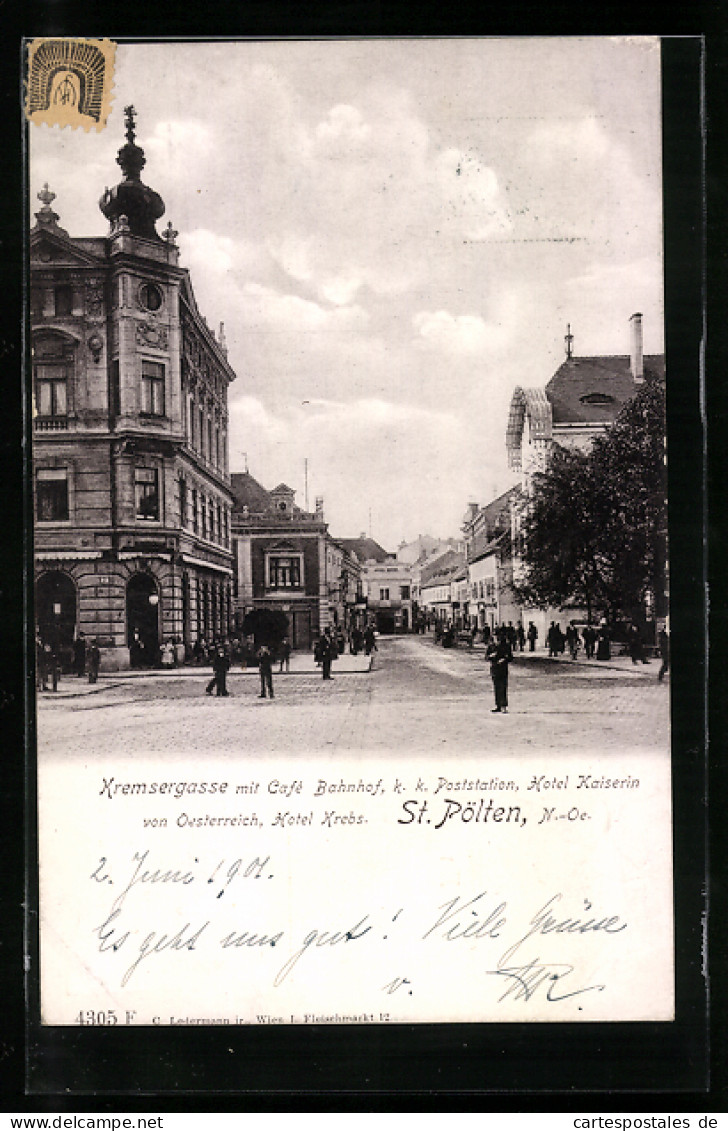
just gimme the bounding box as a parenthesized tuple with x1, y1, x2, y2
(420, 548, 466, 587)
(338, 537, 393, 564)
(546, 354, 665, 426)
(477, 486, 518, 529)
(396, 534, 448, 564)
(230, 471, 275, 514)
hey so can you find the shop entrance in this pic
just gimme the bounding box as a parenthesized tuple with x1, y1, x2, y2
(291, 609, 311, 651)
(126, 573, 160, 667)
(35, 571, 76, 666)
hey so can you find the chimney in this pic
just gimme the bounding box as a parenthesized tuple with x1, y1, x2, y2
(630, 312, 644, 383)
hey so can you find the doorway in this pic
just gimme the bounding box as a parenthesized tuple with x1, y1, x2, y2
(35, 570, 76, 666)
(126, 572, 160, 666)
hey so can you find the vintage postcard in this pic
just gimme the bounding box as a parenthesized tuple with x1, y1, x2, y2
(28, 38, 674, 1029)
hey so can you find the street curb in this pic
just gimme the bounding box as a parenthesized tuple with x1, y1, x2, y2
(36, 658, 375, 699)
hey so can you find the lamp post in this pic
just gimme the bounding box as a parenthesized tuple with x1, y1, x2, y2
(52, 601, 61, 691)
(148, 591, 159, 667)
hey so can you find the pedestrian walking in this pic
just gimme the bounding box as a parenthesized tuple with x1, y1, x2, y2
(87, 638, 101, 684)
(46, 642, 59, 692)
(527, 621, 538, 652)
(316, 632, 334, 680)
(596, 622, 610, 661)
(206, 643, 231, 696)
(257, 644, 274, 698)
(73, 632, 86, 678)
(658, 627, 670, 681)
(278, 636, 291, 673)
(566, 622, 579, 660)
(582, 624, 596, 659)
(486, 628, 513, 713)
(628, 623, 650, 664)
(36, 632, 48, 690)
(517, 623, 526, 652)
(364, 625, 377, 656)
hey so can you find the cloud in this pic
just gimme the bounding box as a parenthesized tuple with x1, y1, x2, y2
(315, 103, 372, 147)
(238, 282, 369, 335)
(227, 393, 472, 546)
(414, 310, 498, 355)
(252, 80, 509, 302)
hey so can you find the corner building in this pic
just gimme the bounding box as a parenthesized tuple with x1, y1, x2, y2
(31, 108, 236, 669)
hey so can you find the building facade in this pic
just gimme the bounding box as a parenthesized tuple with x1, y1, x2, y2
(461, 489, 520, 631)
(418, 548, 467, 629)
(504, 314, 666, 637)
(231, 473, 335, 650)
(362, 559, 414, 634)
(31, 108, 235, 669)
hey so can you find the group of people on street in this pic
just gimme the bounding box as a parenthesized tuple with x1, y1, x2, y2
(203, 622, 378, 699)
(313, 624, 377, 680)
(36, 631, 101, 690)
(481, 620, 669, 713)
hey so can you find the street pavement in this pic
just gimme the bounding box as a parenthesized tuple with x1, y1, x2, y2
(36, 635, 669, 760)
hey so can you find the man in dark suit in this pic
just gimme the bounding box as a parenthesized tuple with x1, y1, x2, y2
(257, 645, 274, 698)
(206, 642, 231, 697)
(486, 629, 513, 713)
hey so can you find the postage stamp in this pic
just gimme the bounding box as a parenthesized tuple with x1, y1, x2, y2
(25, 38, 116, 132)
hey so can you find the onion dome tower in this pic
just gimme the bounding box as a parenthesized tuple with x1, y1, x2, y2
(99, 105, 165, 240)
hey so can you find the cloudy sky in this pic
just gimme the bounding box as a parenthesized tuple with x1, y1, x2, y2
(30, 38, 663, 550)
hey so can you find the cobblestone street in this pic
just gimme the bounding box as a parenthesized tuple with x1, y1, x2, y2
(37, 636, 670, 761)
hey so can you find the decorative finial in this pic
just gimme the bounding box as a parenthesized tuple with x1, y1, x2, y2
(35, 182, 60, 226)
(565, 323, 574, 360)
(116, 105, 146, 181)
(124, 105, 137, 144)
(38, 183, 56, 210)
(163, 220, 178, 243)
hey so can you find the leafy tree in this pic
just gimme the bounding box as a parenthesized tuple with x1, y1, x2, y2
(514, 375, 667, 623)
(513, 444, 606, 621)
(589, 376, 667, 621)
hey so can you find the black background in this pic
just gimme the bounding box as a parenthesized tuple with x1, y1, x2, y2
(1, 8, 723, 1114)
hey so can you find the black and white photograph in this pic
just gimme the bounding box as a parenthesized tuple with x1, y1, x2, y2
(28, 37, 678, 1038)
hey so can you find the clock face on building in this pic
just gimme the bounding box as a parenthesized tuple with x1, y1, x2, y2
(138, 282, 163, 312)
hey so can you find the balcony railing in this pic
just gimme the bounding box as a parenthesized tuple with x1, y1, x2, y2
(35, 416, 68, 431)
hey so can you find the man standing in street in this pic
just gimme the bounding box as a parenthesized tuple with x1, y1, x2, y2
(658, 627, 670, 682)
(319, 631, 334, 680)
(206, 642, 231, 697)
(87, 638, 101, 684)
(257, 644, 274, 698)
(73, 632, 86, 678)
(364, 625, 377, 657)
(486, 628, 513, 714)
